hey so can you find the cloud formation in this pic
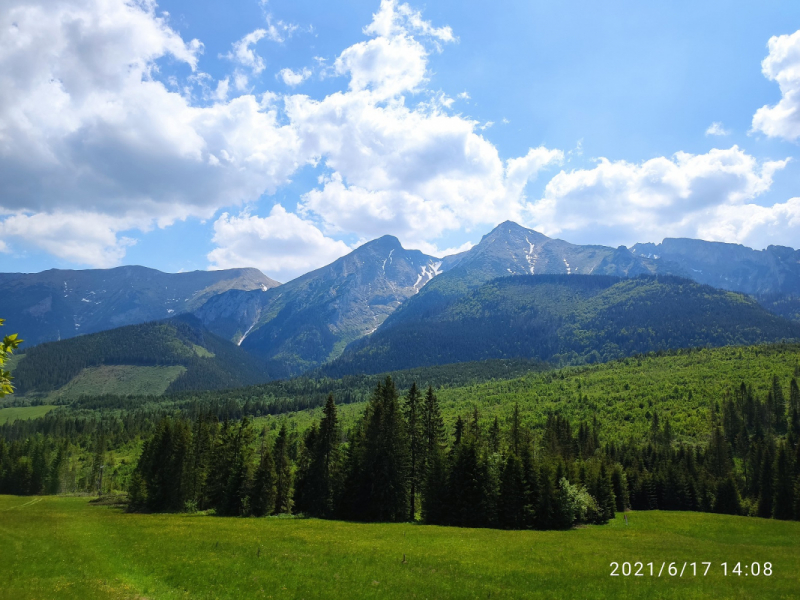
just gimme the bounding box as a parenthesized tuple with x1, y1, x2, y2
(1, 0, 798, 277)
(526, 146, 791, 249)
(279, 67, 312, 86)
(208, 206, 351, 281)
(705, 122, 730, 136)
(0, 0, 301, 265)
(752, 29, 800, 141)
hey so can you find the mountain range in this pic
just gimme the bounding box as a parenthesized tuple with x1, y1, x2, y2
(322, 274, 800, 377)
(195, 235, 443, 378)
(4, 220, 800, 390)
(0, 266, 277, 346)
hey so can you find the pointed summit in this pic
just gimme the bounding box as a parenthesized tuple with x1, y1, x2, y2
(196, 235, 442, 378)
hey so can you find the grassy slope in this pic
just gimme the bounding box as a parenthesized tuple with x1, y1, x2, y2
(0, 496, 798, 600)
(48, 365, 187, 400)
(0, 405, 57, 425)
(267, 344, 800, 443)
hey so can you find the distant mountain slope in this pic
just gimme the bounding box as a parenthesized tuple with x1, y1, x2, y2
(195, 236, 443, 378)
(441, 221, 657, 291)
(370, 221, 659, 334)
(10, 316, 269, 396)
(323, 275, 800, 376)
(631, 238, 800, 296)
(0, 266, 278, 346)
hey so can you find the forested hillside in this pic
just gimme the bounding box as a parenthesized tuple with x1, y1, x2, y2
(326, 275, 800, 377)
(10, 316, 270, 396)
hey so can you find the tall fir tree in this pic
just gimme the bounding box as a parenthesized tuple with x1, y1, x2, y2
(250, 435, 276, 517)
(712, 475, 742, 515)
(772, 442, 794, 520)
(498, 453, 526, 529)
(405, 383, 423, 520)
(757, 440, 776, 518)
(772, 376, 787, 434)
(273, 424, 293, 515)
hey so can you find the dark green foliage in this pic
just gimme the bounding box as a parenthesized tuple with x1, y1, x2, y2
(327, 275, 800, 376)
(405, 383, 423, 520)
(250, 438, 276, 517)
(273, 425, 293, 514)
(12, 317, 268, 396)
(498, 453, 527, 529)
(346, 378, 410, 522)
(758, 441, 776, 518)
(772, 443, 794, 520)
(294, 395, 342, 517)
(713, 476, 742, 515)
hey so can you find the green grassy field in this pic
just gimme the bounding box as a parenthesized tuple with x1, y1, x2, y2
(46, 365, 187, 400)
(0, 404, 57, 424)
(1, 495, 798, 600)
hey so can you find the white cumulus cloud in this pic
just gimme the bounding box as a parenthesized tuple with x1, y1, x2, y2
(3, 0, 798, 274)
(0, 0, 301, 267)
(752, 29, 800, 141)
(526, 146, 791, 249)
(208, 206, 351, 281)
(279, 67, 312, 87)
(705, 122, 731, 136)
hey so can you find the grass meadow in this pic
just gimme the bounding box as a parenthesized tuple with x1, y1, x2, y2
(0, 404, 57, 425)
(1, 495, 798, 599)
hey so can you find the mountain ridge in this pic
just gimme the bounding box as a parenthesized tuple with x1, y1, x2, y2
(195, 235, 444, 378)
(0, 265, 278, 347)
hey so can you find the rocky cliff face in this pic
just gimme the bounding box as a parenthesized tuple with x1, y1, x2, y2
(630, 239, 800, 296)
(194, 236, 443, 378)
(445, 221, 657, 284)
(0, 266, 278, 346)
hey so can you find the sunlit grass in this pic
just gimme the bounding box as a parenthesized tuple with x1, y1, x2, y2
(0, 405, 57, 424)
(1, 495, 798, 599)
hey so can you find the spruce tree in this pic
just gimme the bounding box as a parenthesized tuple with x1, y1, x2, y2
(757, 440, 776, 518)
(536, 464, 556, 530)
(789, 379, 800, 441)
(351, 377, 410, 522)
(405, 383, 423, 520)
(453, 416, 465, 447)
(221, 418, 255, 516)
(422, 386, 447, 473)
(593, 463, 616, 523)
(772, 443, 794, 520)
(509, 403, 522, 456)
(520, 444, 539, 528)
(772, 376, 787, 434)
(421, 442, 448, 525)
(488, 416, 501, 454)
(611, 465, 629, 512)
(447, 441, 483, 527)
(498, 453, 526, 529)
(297, 394, 343, 517)
(250, 437, 276, 517)
(273, 424, 293, 514)
(712, 475, 741, 515)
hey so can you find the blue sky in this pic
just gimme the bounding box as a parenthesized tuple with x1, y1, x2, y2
(1, 0, 799, 280)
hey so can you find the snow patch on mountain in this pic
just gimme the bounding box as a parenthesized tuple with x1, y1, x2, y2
(413, 260, 443, 293)
(525, 236, 537, 274)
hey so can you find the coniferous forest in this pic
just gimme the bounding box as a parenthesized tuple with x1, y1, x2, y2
(3, 351, 800, 531)
(91, 373, 800, 529)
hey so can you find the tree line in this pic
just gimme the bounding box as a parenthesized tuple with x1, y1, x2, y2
(125, 373, 800, 529)
(5, 372, 800, 529)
